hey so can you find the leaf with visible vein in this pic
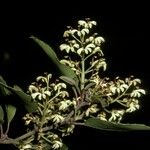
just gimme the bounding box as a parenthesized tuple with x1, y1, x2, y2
(30, 36, 79, 85)
(85, 118, 150, 131)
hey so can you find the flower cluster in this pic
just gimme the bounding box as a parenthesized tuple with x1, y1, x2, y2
(84, 74, 146, 122)
(20, 19, 146, 150)
(22, 73, 76, 149)
(60, 19, 105, 56)
(59, 19, 106, 85)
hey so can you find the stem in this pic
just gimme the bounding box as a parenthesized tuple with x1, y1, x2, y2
(104, 108, 111, 114)
(38, 107, 43, 116)
(15, 126, 53, 142)
(113, 84, 132, 102)
(48, 92, 60, 103)
(40, 101, 48, 128)
(4, 122, 10, 136)
(61, 101, 89, 125)
(81, 56, 85, 90)
(0, 138, 19, 145)
(72, 122, 85, 126)
(72, 35, 82, 44)
(41, 135, 52, 144)
(85, 65, 94, 74)
(0, 102, 89, 145)
(116, 100, 128, 107)
(84, 52, 95, 61)
(0, 125, 3, 138)
(0, 126, 53, 145)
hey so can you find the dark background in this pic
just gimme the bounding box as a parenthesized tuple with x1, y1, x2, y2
(0, 1, 150, 149)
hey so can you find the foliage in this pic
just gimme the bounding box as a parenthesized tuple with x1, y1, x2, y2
(0, 19, 148, 150)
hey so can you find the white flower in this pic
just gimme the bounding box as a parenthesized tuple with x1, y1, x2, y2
(25, 120, 31, 125)
(60, 44, 71, 53)
(77, 47, 84, 55)
(81, 28, 89, 36)
(109, 110, 125, 122)
(132, 78, 141, 86)
(47, 133, 58, 139)
(94, 36, 105, 46)
(21, 144, 32, 150)
(92, 47, 103, 55)
(67, 125, 75, 133)
(84, 43, 95, 54)
(28, 85, 38, 93)
(54, 83, 67, 91)
(59, 91, 69, 98)
(36, 76, 47, 82)
(88, 21, 97, 28)
(77, 31, 81, 36)
(52, 141, 63, 149)
(31, 90, 51, 100)
(59, 100, 72, 110)
(51, 114, 64, 124)
(90, 75, 100, 85)
(85, 36, 94, 43)
(73, 43, 80, 49)
(85, 104, 99, 116)
(130, 89, 146, 98)
(110, 85, 117, 94)
(78, 20, 88, 28)
(98, 112, 107, 121)
(126, 99, 140, 113)
(63, 30, 71, 37)
(70, 29, 78, 35)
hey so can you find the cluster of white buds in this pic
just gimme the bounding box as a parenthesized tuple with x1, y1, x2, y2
(18, 19, 147, 150)
(60, 19, 105, 56)
(22, 73, 78, 149)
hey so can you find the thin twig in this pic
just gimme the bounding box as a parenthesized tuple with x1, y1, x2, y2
(0, 126, 53, 145)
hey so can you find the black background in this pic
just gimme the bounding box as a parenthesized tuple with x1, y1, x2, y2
(0, 1, 150, 149)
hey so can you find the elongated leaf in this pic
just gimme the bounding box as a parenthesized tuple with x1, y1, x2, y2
(5, 104, 16, 124)
(85, 118, 150, 131)
(0, 75, 11, 96)
(13, 85, 38, 112)
(84, 82, 96, 90)
(60, 76, 80, 94)
(0, 106, 4, 124)
(30, 36, 59, 64)
(30, 36, 79, 84)
(60, 76, 76, 86)
(0, 82, 38, 112)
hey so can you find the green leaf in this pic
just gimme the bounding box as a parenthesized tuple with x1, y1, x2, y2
(12, 85, 38, 112)
(0, 106, 4, 124)
(5, 104, 16, 124)
(0, 75, 11, 96)
(30, 36, 79, 85)
(60, 76, 80, 94)
(85, 118, 150, 131)
(60, 76, 76, 86)
(0, 82, 38, 112)
(84, 82, 96, 90)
